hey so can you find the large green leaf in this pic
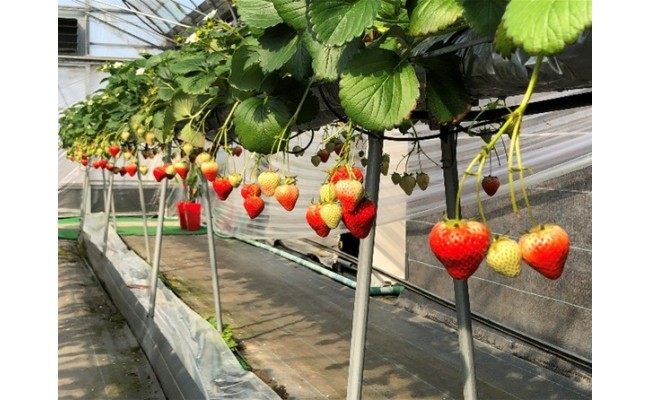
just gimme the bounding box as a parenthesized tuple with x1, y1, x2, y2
(229, 45, 265, 91)
(304, 34, 360, 81)
(272, 0, 308, 31)
(177, 74, 215, 95)
(236, 0, 283, 29)
(462, 0, 507, 37)
(502, 0, 592, 55)
(172, 93, 197, 121)
(233, 96, 292, 154)
(152, 108, 176, 143)
(422, 54, 471, 124)
(310, 0, 381, 46)
(157, 85, 176, 101)
(258, 24, 301, 73)
(168, 55, 206, 75)
(178, 123, 205, 147)
(284, 41, 313, 80)
(408, 0, 463, 36)
(339, 48, 419, 131)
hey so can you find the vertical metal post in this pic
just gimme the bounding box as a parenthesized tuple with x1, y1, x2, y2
(102, 172, 115, 254)
(79, 166, 90, 234)
(137, 167, 152, 263)
(148, 146, 172, 318)
(202, 175, 223, 332)
(440, 126, 478, 400)
(346, 133, 383, 400)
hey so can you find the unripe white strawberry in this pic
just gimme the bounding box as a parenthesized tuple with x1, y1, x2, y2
(486, 236, 522, 278)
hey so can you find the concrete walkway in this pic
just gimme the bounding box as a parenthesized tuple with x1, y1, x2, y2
(120, 233, 592, 400)
(58, 238, 165, 399)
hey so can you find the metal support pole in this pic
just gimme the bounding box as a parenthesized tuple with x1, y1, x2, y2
(137, 168, 152, 263)
(102, 172, 115, 254)
(79, 166, 90, 234)
(148, 146, 172, 318)
(346, 133, 383, 400)
(440, 126, 478, 400)
(202, 175, 223, 333)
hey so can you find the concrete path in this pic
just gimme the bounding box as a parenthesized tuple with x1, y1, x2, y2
(58, 238, 165, 399)
(121, 233, 592, 400)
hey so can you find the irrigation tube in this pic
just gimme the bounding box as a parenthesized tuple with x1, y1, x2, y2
(148, 146, 171, 318)
(237, 238, 402, 296)
(137, 166, 151, 263)
(102, 172, 115, 254)
(441, 127, 477, 400)
(347, 133, 384, 400)
(202, 175, 223, 333)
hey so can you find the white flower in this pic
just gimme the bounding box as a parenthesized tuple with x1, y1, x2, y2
(185, 33, 199, 43)
(112, 61, 124, 68)
(202, 10, 217, 21)
(136, 68, 145, 75)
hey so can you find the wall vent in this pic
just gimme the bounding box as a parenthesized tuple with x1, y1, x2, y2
(59, 17, 79, 54)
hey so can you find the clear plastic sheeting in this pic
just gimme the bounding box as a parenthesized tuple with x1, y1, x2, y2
(80, 213, 281, 399)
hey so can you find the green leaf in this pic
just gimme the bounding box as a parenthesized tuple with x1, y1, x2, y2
(284, 41, 312, 80)
(493, 21, 517, 58)
(236, 0, 283, 29)
(272, 77, 319, 124)
(339, 48, 419, 131)
(462, 0, 507, 37)
(502, 0, 592, 55)
(158, 85, 176, 101)
(178, 123, 205, 147)
(233, 96, 292, 154)
(152, 108, 176, 143)
(257, 24, 301, 73)
(310, 0, 381, 46)
(172, 93, 197, 121)
(304, 34, 361, 81)
(168, 55, 206, 75)
(272, 0, 308, 31)
(229, 45, 265, 92)
(177, 74, 215, 95)
(422, 54, 471, 124)
(408, 0, 463, 36)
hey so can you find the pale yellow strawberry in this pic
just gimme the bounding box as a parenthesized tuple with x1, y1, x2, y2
(486, 236, 522, 278)
(319, 202, 342, 229)
(319, 182, 336, 203)
(335, 179, 363, 212)
(258, 170, 281, 196)
(227, 172, 243, 188)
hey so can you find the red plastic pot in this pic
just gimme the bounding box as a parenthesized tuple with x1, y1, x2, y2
(177, 201, 201, 231)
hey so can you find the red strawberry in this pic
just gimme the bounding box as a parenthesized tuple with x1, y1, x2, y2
(428, 219, 491, 280)
(258, 170, 281, 196)
(201, 160, 219, 182)
(124, 163, 138, 177)
(481, 175, 500, 197)
(243, 196, 265, 219)
(80, 159, 88, 166)
(274, 177, 299, 211)
(97, 159, 108, 169)
(105, 162, 115, 172)
(306, 203, 331, 237)
(241, 183, 261, 199)
(342, 198, 376, 239)
(232, 146, 243, 157)
(335, 179, 364, 212)
(318, 149, 330, 163)
(119, 166, 127, 176)
(174, 161, 189, 180)
(213, 177, 234, 201)
(330, 166, 364, 184)
(108, 144, 120, 158)
(92, 160, 100, 169)
(519, 224, 570, 280)
(153, 166, 167, 182)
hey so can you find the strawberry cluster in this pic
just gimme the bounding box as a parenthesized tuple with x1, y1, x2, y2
(305, 166, 376, 239)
